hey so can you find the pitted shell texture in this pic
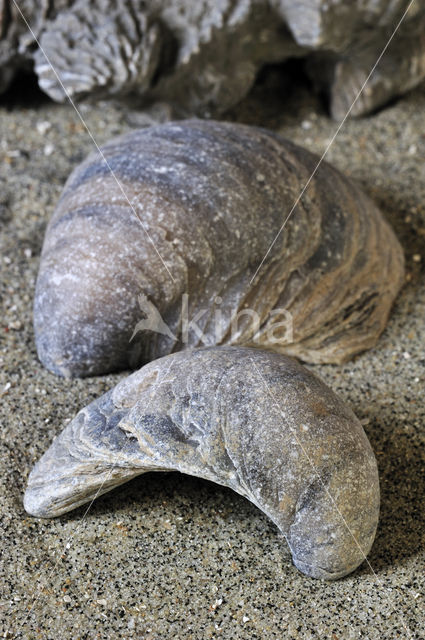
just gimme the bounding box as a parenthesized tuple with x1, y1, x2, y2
(24, 346, 380, 580)
(34, 119, 405, 377)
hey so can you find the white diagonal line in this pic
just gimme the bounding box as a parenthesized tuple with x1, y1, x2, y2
(250, 358, 414, 639)
(11, 0, 175, 284)
(13, 360, 175, 638)
(10, 0, 419, 636)
(249, 0, 417, 286)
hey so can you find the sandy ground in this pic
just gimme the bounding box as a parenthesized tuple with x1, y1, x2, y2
(1, 69, 424, 639)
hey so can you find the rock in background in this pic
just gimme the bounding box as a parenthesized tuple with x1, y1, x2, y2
(0, 0, 424, 118)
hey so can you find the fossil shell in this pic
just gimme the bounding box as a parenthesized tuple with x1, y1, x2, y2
(24, 346, 380, 580)
(34, 120, 404, 377)
(1, 1, 424, 118)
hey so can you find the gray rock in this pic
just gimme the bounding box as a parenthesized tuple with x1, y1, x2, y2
(0, 0, 424, 118)
(307, 12, 425, 119)
(24, 346, 380, 580)
(33, 120, 404, 377)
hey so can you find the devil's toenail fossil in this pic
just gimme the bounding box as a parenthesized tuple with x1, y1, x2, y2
(24, 346, 380, 580)
(34, 120, 404, 377)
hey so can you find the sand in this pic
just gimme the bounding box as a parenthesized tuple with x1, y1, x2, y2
(1, 70, 424, 639)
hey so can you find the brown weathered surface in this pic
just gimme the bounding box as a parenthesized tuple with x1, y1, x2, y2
(34, 119, 405, 377)
(24, 346, 380, 580)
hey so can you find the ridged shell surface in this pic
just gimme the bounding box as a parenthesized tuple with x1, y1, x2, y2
(34, 119, 405, 377)
(24, 346, 380, 580)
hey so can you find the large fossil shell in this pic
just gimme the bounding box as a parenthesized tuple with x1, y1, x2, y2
(34, 120, 404, 377)
(1, 1, 424, 118)
(24, 346, 380, 580)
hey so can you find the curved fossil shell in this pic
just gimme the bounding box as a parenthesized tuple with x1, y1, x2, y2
(1, 0, 424, 118)
(24, 346, 380, 580)
(34, 120, 404, 377)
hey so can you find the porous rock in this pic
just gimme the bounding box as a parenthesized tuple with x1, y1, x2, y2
(1, 0, 424, 118)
